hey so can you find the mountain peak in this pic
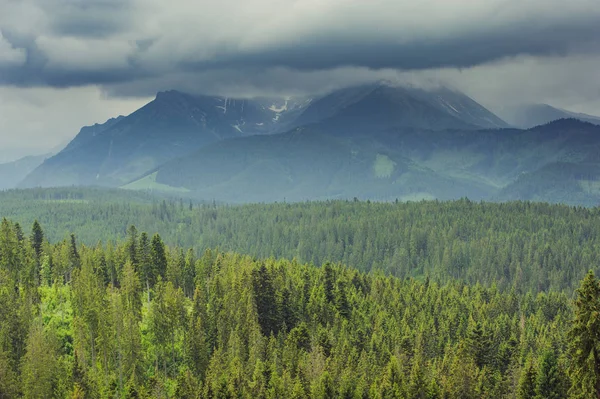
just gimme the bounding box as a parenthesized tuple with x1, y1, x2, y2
(154, 90, 194, 102)
(293, 82, 508, 131)
(156, 89, 184, 97)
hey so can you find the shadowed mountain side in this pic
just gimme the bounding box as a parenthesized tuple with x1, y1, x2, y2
(293, 83, 509, 132)
(19, 83, 508, 190)
(142, 127, 494, 203)
(126, 119, 600, 204)
(20, 91, 292, 188)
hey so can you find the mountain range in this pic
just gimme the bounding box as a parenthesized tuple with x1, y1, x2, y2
(498, 103, 600, 128)
(12, 82, 600, 206)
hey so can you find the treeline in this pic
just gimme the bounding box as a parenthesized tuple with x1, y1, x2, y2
(1, 219, 600, 398)
(2, 188, 600, 292)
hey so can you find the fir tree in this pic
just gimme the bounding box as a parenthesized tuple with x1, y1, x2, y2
(30, 220, 44, 261)
(569, 271, 600, 398)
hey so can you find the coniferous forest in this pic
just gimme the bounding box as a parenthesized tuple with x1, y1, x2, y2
(1, 212, 600, 398)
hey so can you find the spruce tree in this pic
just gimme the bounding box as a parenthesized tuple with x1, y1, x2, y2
(252, 264, 280, 336)
(568, 270, 600, 399)
(126, 225, 138, 268)
(150, 233, 167, 281)
(517, 358, 537, 399)
(323, 263, 335, 303)
(30, 220, 44, 261)
(334, 278, 351, 319)
(535, 350, 567, 399)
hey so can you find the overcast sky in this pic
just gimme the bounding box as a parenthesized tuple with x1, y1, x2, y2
(0, 0, 599, 161)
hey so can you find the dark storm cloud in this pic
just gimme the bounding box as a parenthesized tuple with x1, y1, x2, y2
(188, 16, 600, 72)
(0, 0, 599, 92)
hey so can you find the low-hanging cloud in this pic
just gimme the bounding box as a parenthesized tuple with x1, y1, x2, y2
(0, 0, 599, 94)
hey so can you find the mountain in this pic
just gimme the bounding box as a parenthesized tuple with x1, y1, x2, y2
(0, 153, 50, 190)
(20, 83, 506, 190)
(129, 125, 491, 203)
(498, 103, 600, 128)
(292, 82, 509, 132)
(126, 118, 600, 204)
(26, 83, 600, 206)
(20, 91, 299, 188)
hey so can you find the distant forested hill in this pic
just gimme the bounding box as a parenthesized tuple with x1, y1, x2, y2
(139, 118, 600, 205)
(1, 188, 600, 292)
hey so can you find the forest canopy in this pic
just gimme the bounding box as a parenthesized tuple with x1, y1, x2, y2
(0, 218, 600, 398)
(1, 188, 599, 293)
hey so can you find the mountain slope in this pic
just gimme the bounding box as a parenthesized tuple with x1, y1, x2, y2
(498, 103, 600, 128)
(133, 125, 494, 203)
(293, 82, 509, 132)
(128, 119, 600, 204)
(20, 91, 293, 188)
(0, 154, 50, 190)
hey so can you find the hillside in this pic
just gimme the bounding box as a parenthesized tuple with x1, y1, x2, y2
(144, 126, 490, 203)
(132, 118, 600, 204)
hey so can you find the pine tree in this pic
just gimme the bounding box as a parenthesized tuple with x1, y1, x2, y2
(120, 260, 143, 384)
(517, 357, 537, 399)
(175, 368, 202, 399)
(21, 319, 57, 399)
(67, 233, 80, 281)
(536, 350, 567, 399)
(280, 286, 297, 332)
(252, 264, 280, 336)
(0, 348, 19, 398)
(569, 270, 600, 399)
(465, 320, 493, 369)
(150, 234, 167, 282)
(334, 278, 351, 319)
(185, 287, 209, 377)
(312, 371, 336, 399)
(408, 352, 429, 399)
(374, 356, 406, 399)
(323, 263, 335, 303)
(126, 225, 138, 268)
(30, 220, 44, 261)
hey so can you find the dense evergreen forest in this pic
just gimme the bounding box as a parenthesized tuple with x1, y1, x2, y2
(1, 188, 600, 292)
(1, 218, 600, 398)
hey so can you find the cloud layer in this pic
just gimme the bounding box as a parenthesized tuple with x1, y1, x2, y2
(0, 0, 599, 93)
(1, 0, 599, 156)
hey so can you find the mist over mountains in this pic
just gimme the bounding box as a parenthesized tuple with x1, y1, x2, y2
(9, 82, 600, 206)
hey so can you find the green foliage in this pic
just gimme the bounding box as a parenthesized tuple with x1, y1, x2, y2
(0, 215, 594, 396)
(568, 270, 600, 398)
(2, 188, 600, 293)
